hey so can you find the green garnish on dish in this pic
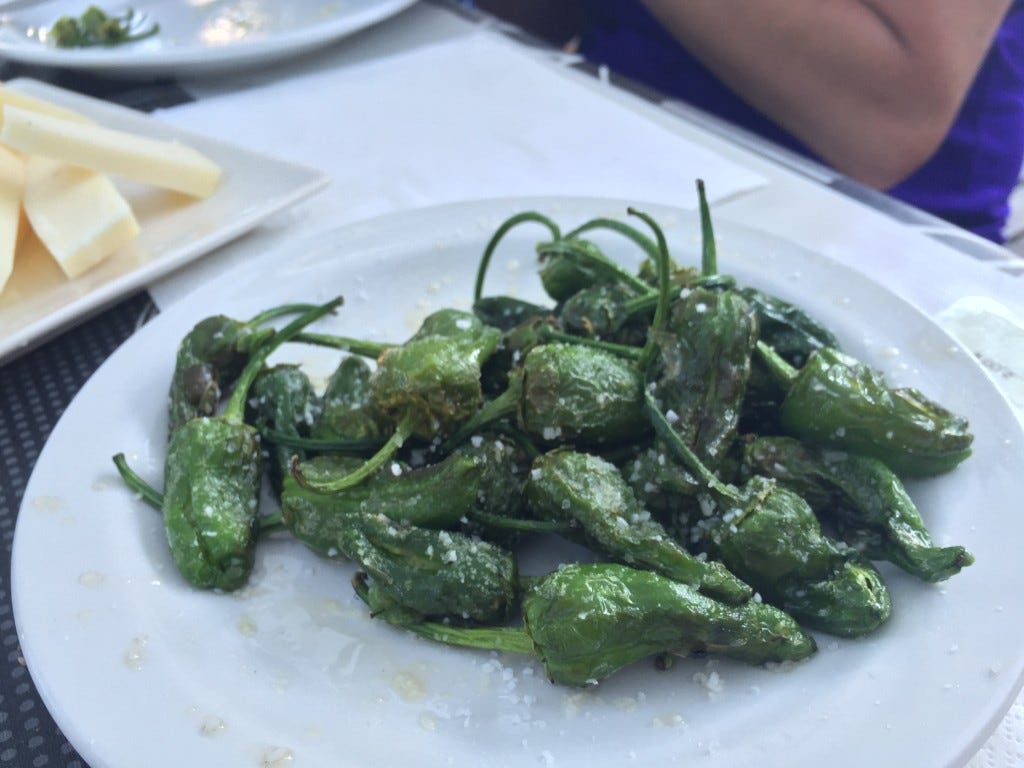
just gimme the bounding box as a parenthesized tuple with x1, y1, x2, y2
(48, 5, 159, 48)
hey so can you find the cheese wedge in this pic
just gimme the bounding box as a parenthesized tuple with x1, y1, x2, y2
(23, 156, 139, 279)
(0, 84, 92, 125)
(0, 144, 23, 292)
(0, 105, 222, 198)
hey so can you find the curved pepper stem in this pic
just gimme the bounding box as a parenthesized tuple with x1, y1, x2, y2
(442, 372, 523, 452)
(290, 412, 416, 494)
(292, 331, 394, 359)
(627, 207, 672, 373)
(643, 390, 734, 498)
(754, 340, 800, 387)
(247, 303, 321, 326)
(563, 217, 661, 263)
(223, 297, 344, 423)
(475, 211, 561, 301)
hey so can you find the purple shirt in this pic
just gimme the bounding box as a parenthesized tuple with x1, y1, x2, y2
(579, 1, 1024, 242)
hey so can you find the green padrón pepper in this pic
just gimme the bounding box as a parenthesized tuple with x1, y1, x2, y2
(162, 298, 341, 591)
(758, 343, 974, 477)
(356, 563, 815, 687)
(742, 436, 973, 582)
(527, 450, 751, 604)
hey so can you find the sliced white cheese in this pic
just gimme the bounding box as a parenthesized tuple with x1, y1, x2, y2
(0, 144, 23, 292)
(0, 105, 222, 198)
(23, 156, 140, 279)
(0, 84, 92, 125)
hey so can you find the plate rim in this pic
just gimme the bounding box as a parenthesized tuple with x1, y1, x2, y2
(0, 0, 419, 74)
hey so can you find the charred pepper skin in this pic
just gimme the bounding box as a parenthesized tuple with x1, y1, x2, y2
(650, 285, 759, 471)
(473, 296, 553, 332)
(520, 343, 648, 446)
(646, 391, 892, 637)
(339, 512, 518, 624)
(736, 287, 839, 369)
(695, 476, 893, 638)
(760, 344, 974, 477)
(742, 436, 974, 582)
(523, 563, 816, 686)
(527, 450, 752, 605)
(371, 308, 501, 440)
(168, 315, 272, 435)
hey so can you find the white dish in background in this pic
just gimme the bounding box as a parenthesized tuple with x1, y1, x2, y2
(12, 198, 1024, 768)
(0, 78, 328, 363)
(0, 0, 418, 75)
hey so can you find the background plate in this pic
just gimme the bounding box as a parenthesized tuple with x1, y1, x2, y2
(0, 78, 328, 363)
(12, 198, 1024, 768)
(0, 0, 418, 75)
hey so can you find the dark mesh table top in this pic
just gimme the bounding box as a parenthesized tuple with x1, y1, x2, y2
(0, 65, 190, 768)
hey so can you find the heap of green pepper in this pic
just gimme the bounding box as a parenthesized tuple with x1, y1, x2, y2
(114, 180, 975, 689)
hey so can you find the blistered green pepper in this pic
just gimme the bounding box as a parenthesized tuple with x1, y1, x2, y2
(340, 512, 518, 623)
(312, 356, 383, 443)
(167, 303, 316, 435)
(161, 298, 341, 590)
(356, 562, 815, 687)
(284, 445, 489, 552)
(742, 436, 973, 582)
(757, 343, 974, 477)
(247, 364, 319, 496)
(527, 450, 751, 604)
(450, 342, 648, 449)
(647, 392, 892, 637)
(650, 285, 758, 469)
(292, 309, 501, 493)
(473, 296, 553, 331)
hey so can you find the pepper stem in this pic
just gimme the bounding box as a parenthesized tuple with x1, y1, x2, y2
(697, 179, 718, 278)
(224, 297, 343, 422)
(537, 326, 642, 360)
(563, 218, 661, 263)
(629, 208, 672, 373)
(353, 573, 536, 654)
(247, 303, 320, 326)
(754, 340, 800, 388)
(442, 373, 523, 452)
(258, 427, 384, 453)
(112, 453, 162, 510)
(291, 413, 415, 494)
(293, 332, 393, 359)
(643, 390, 737, 500)
(475, 211, 561, 301)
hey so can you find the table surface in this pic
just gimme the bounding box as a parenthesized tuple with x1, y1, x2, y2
(1, 3, 1022, 767)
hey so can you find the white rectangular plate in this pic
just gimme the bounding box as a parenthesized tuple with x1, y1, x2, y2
(0, 78, 329, 362)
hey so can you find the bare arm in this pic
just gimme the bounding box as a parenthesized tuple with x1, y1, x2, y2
(641, 0, 1012, 187)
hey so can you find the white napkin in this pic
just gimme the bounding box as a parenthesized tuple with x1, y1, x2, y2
(148, 29, 765, 307)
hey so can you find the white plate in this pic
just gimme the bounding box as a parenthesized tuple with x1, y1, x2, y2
(0, 0, 418, 75)
(0, 78, 328, 363)
(13, 198, 1024, 768)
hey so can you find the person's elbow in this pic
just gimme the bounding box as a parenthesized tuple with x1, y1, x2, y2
(830, 75, 965, 190)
